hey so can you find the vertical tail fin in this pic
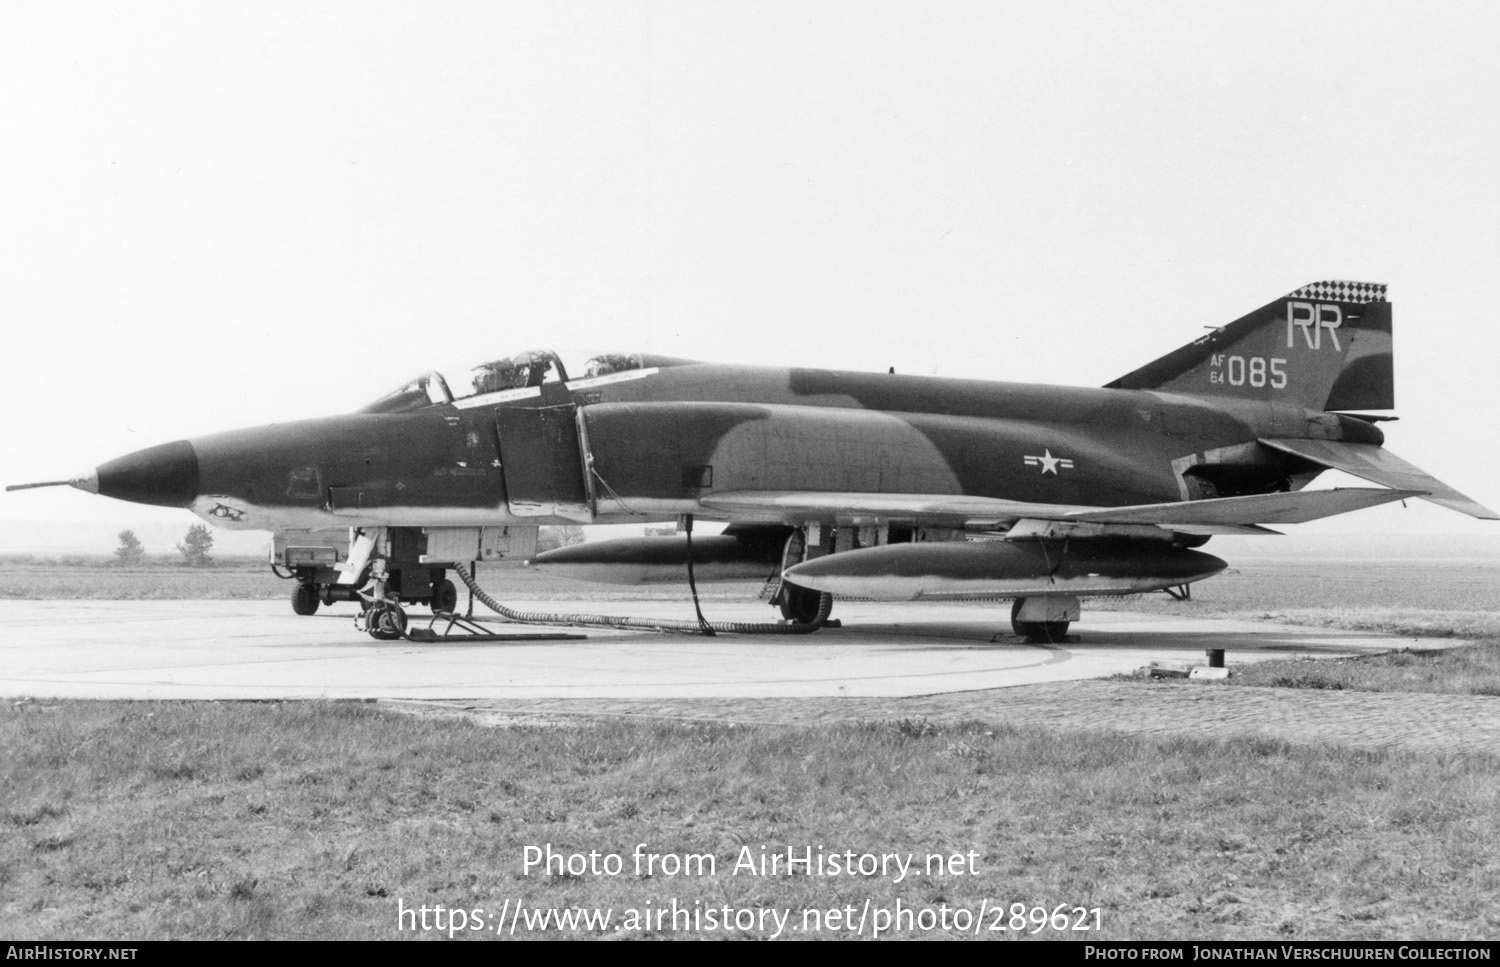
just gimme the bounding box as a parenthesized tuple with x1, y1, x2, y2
(1105, 281, 1393, 411)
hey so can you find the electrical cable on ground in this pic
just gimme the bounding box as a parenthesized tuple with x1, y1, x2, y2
(450, 559, 832, 636)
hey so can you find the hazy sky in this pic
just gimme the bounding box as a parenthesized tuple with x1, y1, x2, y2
(3, 1, 1498, 548)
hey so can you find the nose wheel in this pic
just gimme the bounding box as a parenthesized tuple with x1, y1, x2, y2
(361, 601, 408, 640)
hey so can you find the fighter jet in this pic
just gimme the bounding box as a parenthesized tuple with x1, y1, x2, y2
(11, 280, 1494, 640)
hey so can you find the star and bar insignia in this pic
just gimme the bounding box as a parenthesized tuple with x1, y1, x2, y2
(1024, 449, 1074, 475)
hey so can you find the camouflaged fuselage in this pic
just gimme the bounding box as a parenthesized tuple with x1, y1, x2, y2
(129, 361, 1373, 533)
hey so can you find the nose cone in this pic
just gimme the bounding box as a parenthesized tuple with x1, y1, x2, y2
(95, 440, 200, 507)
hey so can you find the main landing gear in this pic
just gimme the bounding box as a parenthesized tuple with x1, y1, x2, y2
(776, 581, 827, 624)
(1010, 596, 1078, 644)
(771, 526, 839, 627)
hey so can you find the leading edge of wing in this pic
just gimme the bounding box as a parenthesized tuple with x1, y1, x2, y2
(698, 491, 1098, 528)
(700, 487, 1421, 530)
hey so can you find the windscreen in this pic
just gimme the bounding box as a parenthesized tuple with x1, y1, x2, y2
(356, 372, 452, 414)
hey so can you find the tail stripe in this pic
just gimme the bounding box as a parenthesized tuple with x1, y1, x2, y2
(1289, 281, 1387, 304)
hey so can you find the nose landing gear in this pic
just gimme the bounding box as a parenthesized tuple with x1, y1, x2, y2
(358, 600, 408, 641)
(354, 558, 411, 640)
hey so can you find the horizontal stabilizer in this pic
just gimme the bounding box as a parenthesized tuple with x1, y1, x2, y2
(1260, 439, 1498, 519)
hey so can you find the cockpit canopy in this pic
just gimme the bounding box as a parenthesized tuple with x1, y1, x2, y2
(358, 350, 690, 414)
(461, 350, 564, 396)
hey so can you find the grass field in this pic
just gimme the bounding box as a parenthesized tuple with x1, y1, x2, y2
(1222, 645, 1500, 695)
(1092, 560, 1500, 639)
(3, 701, 1497, 941)
(0, 557, 281, 601)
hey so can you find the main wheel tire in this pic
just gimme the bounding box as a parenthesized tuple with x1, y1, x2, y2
(1011, 599, 1068, 642)
(778, 582, 828, 623)
(291, 582, 320, 616)
(1019, 620, 1070, 644)
(430, 578, 458, 613)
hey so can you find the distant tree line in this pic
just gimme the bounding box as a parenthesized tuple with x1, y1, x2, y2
(536, 525, 585, 553)
(112, 525, 215, 567)
(115, 530, 145, 565)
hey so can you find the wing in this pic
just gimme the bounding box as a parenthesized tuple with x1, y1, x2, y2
(699, 491, 1096, 528)
(700, 487, 1422, 534)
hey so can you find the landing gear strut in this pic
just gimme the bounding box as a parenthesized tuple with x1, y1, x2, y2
(355, 556, 411, 641)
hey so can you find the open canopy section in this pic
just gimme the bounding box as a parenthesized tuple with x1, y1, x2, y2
(357, 351, 697, 415)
